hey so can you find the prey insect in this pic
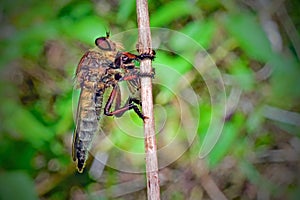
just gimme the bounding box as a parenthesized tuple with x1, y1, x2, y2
(73, 33, 155, 173)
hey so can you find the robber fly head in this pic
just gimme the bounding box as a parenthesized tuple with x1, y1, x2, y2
(95, 35, 116, 51)
(95, 32, 123, 52)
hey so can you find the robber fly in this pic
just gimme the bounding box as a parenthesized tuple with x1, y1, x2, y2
(73, 33, 155, 173)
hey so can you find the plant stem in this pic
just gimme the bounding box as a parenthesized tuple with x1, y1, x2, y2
(136, 0, 160, 199)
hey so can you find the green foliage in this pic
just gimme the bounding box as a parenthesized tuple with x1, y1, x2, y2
(179, 19, 216, 48)
(1, 100, 54, 147)
(224, 12, 274, 62)
(269, 54, 300, 106)
(150, 1, 199, 27)
(207, 113, 245, 167)
(228, 58, 255, 91)
(117, 0, 136, 23)
(0, 172, 38, 200)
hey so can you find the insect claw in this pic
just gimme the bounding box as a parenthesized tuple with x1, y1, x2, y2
(138, 50, 156, 60)
(135, 44, 156, 60)
(143, 115, 149, 121)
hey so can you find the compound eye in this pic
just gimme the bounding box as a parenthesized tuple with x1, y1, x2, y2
(95, 37, 112, 51)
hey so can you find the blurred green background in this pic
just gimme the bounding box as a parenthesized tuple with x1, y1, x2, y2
(0, 0, 300, 199)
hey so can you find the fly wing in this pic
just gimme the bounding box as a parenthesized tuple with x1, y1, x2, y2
(126, 69, 141, 101)
(72, 50, 110, 172)
(72, 87, 99, 173)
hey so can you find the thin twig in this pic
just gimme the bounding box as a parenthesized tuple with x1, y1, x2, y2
(136, 0, 160, 199)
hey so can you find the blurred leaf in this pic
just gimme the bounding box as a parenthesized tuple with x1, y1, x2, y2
(180, 19, 216, 48)
(0, 1, 61, 66)
(239, 160, 277, 194)
(59, 15, 107, 45)
(228, 58, 255, 91)
(0, 140, 35, 170)
(155, 52, 192, 76)
(21, 23, 58, 57)
(207, 113, 244, 167)
(197, 103, 211, 141)
(0, 171, 38, 200)
(117, 0, 136, 23)
(269, 54, 300, 106)
(289, 188, 300, 200)
(154, 52, 192, 103)
(0, 39, 21, 68)
(255, 133, 273, 148)
(1, 22, 58, 65)
(104, 117, 143, 152)
(196, 0, 221, 10)
(54, 93, 74, 135)
(246, 107, 265, 133)
(1, 100, 54, 148)
(150, 1, 198, 27)
(223, 12, 274, 62)
(171, 191, 184, 200)
(168, 31, 205, 59)
(57, 1, 93, 20)
(109, 122, 144, 153)
(12, 1, 56, 28)
(50, 140, 66, 156)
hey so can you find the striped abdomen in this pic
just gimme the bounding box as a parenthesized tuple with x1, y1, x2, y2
(72, 87, 100, 172)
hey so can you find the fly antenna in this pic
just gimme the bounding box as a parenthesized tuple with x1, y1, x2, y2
(105, 28, 110, 38)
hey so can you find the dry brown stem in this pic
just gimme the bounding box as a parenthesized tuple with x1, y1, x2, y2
(136, 0, 160, 199)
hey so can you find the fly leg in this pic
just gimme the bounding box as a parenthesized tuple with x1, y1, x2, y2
(114, 51, 156, 79)
(104, 84, 145, 120)
(114, 97, 144, 120)
(121, 49, 156, 62)
(120, 67, 155, 81)
(115, 97, 144, 119)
